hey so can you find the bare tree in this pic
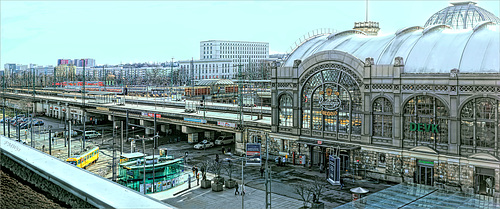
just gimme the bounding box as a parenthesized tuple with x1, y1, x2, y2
(198, 160, 210, 180)
(294, 184, 313, 208)
(311, 177, 327, 204)
(211, 160, 223, 183)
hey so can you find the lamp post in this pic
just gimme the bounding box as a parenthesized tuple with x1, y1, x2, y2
(48, 125, 52, 155)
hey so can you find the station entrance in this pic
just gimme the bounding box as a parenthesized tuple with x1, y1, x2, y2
(417, 159, 434, 186)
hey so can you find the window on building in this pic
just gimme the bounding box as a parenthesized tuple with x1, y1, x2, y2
(460, 97, 498, 148)
(279, 94, 293, 127)
(301, 68, 362, 135)
(372, 97, 393, 138)
(403, 95, 449, 146)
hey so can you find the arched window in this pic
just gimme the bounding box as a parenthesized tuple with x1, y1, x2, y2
(279, 94, 293, 127)
(403, 96, 449, 147)
(460, 98, 499, 149)
(372, 97, 393, 138)
(301, 66, 362, 135)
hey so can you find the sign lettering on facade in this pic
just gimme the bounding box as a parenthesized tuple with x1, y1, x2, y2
(184, 117, 207, 124)
(96, 107, 109, 111)
(318, 88, 341, 110)
(318, 88, 341, 116)
(141, 112, 161, 118)
(217, 121, 237, 128)
(410, 123, 439, 133)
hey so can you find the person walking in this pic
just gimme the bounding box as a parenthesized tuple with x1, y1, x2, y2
(282, 157, 286, 167)
(277, 157, 281, 166)
(196, 172, 200, 186)
(42, 145, 45, 152)
(260, 166, 264, 177)
(235, 183, 239, 195)
(222, 146, 225, 155)
(340, 178, 345, 190)
(241, 184, 246, 195)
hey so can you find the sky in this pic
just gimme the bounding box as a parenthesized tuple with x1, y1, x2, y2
(1, 0, 499, 67)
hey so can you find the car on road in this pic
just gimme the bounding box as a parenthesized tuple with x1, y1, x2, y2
(84, 130, 101, 139)
(20, 122, 32, 129)
(32, 120, 44, 126)
(0, 117, 10, 123)
(194, 140, 215, 149)
(214, 136, 235, 145)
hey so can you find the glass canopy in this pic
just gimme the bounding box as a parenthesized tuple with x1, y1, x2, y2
(336, 183, 500, 209)
(424, 1, 500, 29)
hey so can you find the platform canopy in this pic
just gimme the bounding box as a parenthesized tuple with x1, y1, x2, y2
(196, 79, 234, 86)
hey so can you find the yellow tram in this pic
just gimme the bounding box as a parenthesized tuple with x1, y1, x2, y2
(66, 147, 99, 169)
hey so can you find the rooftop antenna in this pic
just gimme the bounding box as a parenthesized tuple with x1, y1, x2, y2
(366, 0, 369, 22)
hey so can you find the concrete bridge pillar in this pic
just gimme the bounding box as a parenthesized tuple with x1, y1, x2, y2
(204, 131, 214, 140)
(187, 133, 199, 143)
(160, 124, 172, 135)
(235, 132, 244, 155)
(113, 120, 124, 129)
(141, 121, 154, 135)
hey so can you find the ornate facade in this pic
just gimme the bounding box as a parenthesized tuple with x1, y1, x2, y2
(267, 2, 500, 198)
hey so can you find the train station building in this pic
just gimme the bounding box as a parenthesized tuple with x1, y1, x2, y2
(266, 1, 500, 197)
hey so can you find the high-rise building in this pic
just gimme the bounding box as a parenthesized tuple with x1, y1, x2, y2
(179, 40, 271, 84)
(200, 40, 269, 62)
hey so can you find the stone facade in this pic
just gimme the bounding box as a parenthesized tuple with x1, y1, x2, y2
(270, 49, 500, 198)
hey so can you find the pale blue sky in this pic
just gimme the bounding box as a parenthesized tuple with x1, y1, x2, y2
(1, 0, 499, 67)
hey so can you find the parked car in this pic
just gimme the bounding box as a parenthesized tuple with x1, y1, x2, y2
(60, 130, 78, 137)
(214, 136, 235, 145)
(13, 115, 25, 120)
(20, 122, 32, 129)
(32, 120, 44, 126)
(84, 130, 101, 139)
(194, 140, 215, 149)
(0, 117, 10, 123)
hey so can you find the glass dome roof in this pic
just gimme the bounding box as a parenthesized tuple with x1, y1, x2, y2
(424, 1, 500, 29)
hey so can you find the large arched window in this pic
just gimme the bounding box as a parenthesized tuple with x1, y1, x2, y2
(279, 94, 293, 127)
(373, 97, 393, 138)
(460, 98, 499, 149)
(403, 96, 449, 146)
(301, 66, 362, 136)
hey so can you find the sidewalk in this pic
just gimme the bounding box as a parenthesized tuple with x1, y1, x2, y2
(149, 171, 302, 209)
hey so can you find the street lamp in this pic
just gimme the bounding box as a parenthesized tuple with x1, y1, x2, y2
(48, 125, 53, 155)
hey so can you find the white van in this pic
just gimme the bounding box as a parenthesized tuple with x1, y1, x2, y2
(215, 136, 234, 145)
(84, 130, 101, 139)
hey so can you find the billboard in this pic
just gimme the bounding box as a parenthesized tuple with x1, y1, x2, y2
(327, 155, 340, 186)
(246, 143, 261, 165)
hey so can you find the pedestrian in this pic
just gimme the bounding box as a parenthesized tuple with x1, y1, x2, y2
(192, 166, 196, 176)
(42, 145, 45, 152)
(241, 184, 246, 195)
(235, 183, 239, 195)
(260, 166, 264, 177)
(277, 157, 281, 166)
(196, 172, 200, 186)
(222, 146, 225, 155)
(340, 178, 345, 190)
(215, 154, 219, 162)
(282, 157, 286, 167)
(227, 147, 231, 153)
